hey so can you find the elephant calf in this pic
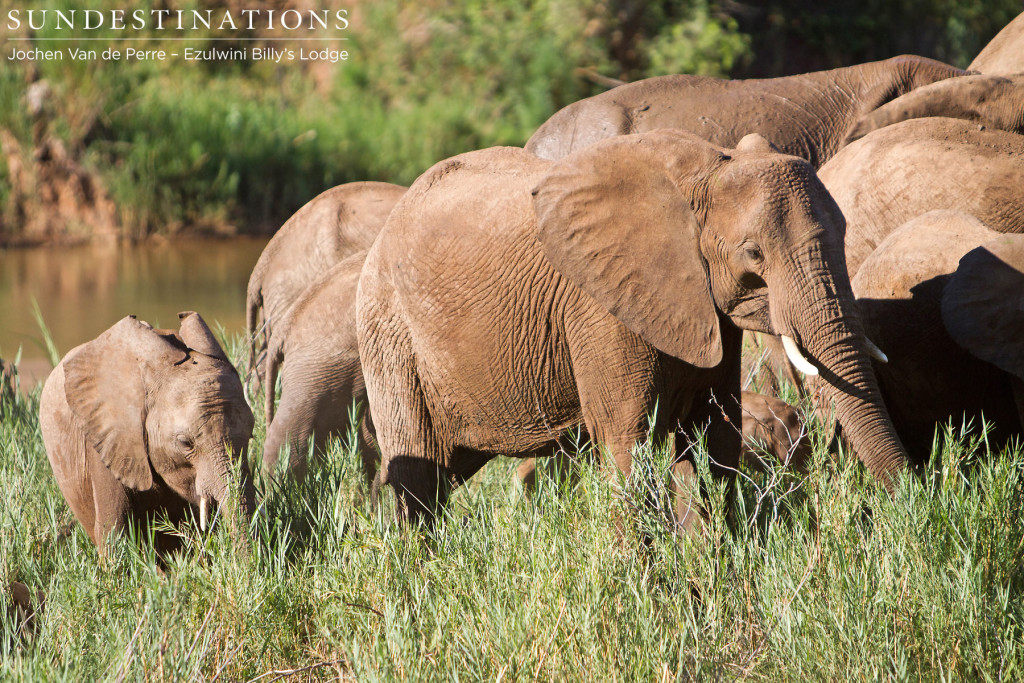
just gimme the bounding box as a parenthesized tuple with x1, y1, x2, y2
(262, 251, 377, 484)
(40, 312, 255, 556)
(246, 182, 406, 385)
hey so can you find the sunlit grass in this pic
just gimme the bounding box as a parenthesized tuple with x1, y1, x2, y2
(2, 338, 1022, 680)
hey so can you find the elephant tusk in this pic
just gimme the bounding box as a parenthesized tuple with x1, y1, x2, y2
(199, 496, 209, 532)
(781, 335, 819, 376)
(865, 338, 889, 364)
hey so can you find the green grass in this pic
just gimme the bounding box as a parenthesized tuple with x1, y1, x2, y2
(2, 338, 1023, 680)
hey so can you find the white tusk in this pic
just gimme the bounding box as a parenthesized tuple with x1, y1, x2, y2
(781, 335, 819, 376)
(199, 496, 209, 532)
(864, 338, 888, 364)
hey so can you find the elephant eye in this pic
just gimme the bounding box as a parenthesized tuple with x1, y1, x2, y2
(742, 242, 764, 265)
(176, 434, 195, 452)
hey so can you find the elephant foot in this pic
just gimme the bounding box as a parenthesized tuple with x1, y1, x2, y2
(386, 456, 452, 526)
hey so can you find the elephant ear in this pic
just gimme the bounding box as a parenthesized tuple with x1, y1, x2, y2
(177, 311, 229, 362)
(532, 131, 725, 367)
(64, 316, 188, 490)
(941, 234, 1024, 379)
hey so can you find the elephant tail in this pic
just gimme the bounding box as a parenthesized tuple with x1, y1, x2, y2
(263, 336, 283, 428)
(245, 272, 267, 393)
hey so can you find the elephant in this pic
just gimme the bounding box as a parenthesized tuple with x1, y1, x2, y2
(246, 181, 406, 384)
(817, 117, 1024, 277)
(262, 251, 376, 484)
(969, 12, 1024, 75)
(524, 56, 963, 168)
(356, 130, 908, 526)
(516, 390, 812, 490)
(4, 582, 43, 640)
(39, 312, 256, 556)
(852, 210, 1024, 461)
(846, 74, 1024, 143)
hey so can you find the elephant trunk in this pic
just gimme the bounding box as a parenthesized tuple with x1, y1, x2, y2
(202, 450, 255, 552)
(781, 257, 909, 490)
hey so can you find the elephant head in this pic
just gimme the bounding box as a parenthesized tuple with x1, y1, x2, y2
(846, 74, 1024, 144)
(63, 312, 256, 538)
(942, 233, 1024, 402)
(532, 129, 908, 487)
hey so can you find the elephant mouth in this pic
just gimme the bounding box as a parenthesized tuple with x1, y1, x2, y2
(722, 292, 772, 333)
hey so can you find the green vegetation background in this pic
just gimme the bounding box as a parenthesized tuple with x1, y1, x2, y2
(1, 0, 1019, 244)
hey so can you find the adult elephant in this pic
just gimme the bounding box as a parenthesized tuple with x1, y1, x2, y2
(845, 74, 1024, 143)
(262, 251, 376, 484)
(525, 56, 963, 168)
(357, 130, 907, 526)
(853, 211, 1024, 461)
(818, 117, 1024, 276)
(969, 12, 1024, 75)
(246, 182, 406, 384)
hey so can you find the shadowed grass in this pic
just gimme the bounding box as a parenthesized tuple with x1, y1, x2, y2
(2, 337, 1023, 680)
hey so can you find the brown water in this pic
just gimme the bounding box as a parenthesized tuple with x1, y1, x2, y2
(0, 238, 270, 387)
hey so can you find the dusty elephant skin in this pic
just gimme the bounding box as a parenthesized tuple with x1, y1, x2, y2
(263, 251, 377, 484)
(525, 55, 963, 168)
(853, 211, 1024, 461)
(246, 181, 406, 383)
(517, 390, 812, 490)
(39, 312, 256, 557)
(846, 74, 1024, 143)
(969, 11, 1024, 75)
(357, 130, 907, 526)
(819, 117, 1024, 276)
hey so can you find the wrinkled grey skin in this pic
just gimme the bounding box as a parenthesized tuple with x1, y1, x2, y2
(517, 390, 811, 489)
(818, 117, 1024, 277)
(263, 251, 377, 484)
(357, 131, 907, 527)
(969, 12, 1024, 75)
(847, 74, 1024, 143)
(853, 211, 1024, 461)
(40, 312, 255, 556)
(525, 56, 963, 168)
(246, 182, 406, 385)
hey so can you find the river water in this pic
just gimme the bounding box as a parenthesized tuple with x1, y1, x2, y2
(0, 238, 270, 388)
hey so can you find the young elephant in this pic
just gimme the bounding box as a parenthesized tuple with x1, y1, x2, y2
(357, 130, 907, 526)
(262, 251, 376, 483)
(853, 211, 1024, 461)
(525, 55, 962, 168)
(246, 182, 406, 383)
(40, 313, 255, 555)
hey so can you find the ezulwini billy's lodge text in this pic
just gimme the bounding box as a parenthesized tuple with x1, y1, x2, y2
(8, 45, 349, 63)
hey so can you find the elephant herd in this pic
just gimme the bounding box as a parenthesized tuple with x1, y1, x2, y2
(37, 12, 1024, 552)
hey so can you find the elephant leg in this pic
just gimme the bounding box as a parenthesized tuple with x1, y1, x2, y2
(357, 409, 381, 489)
(671, 326, 743, 534)
(566, 317, 664, 478)
(360, 306, 449, 525)
(1012, 376, 1024, 434)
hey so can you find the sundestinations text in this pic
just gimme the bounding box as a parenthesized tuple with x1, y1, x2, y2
(6, 9, 349, 31)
